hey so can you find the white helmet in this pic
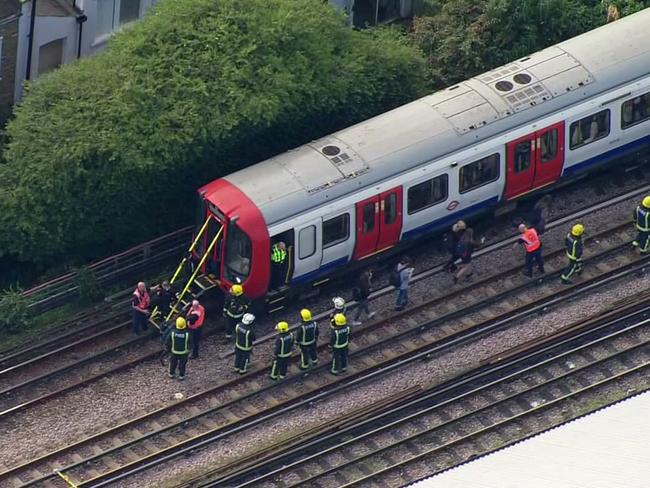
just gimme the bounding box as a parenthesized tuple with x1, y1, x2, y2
(333, 297, 345, 310)
(242, 313, 255, 325)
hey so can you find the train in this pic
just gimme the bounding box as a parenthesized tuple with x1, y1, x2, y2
(192, 8, 650, 307)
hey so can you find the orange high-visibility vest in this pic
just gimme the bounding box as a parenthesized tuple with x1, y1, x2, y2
(133, 288, 151, 311)
(521, 228, 541, 253)
(188, 304, 205, 329)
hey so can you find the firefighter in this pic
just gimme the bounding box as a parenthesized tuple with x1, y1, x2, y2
(632, 196, 650, 253)
(167, 317, 190, 380)
(330, 313, 350, 376)
(186, 299, 205, 359)
(131, 281, 151, 335)
(329, 297, 346, 328)
(562, 224, 585, 284)
(223, 284, 248, 339)
(514, 224, 545, 277)
(296, 309, 319, 370)
(270, 241, 288, 289)
(234, 313, 256, 374)
(270, 321, 294, 380)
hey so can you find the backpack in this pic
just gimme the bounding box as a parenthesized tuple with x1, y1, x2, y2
(389, 268, 401, 288)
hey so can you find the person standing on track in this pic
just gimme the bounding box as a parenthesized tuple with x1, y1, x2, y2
(330, 313, 350, 375)
(223, 284, 249, 340)
(186, 299, 205, 359)
(131, 281, 151, 335)
(234, 313, 255, 374)
(632, 196, 650, 253)
(352, 269, 375, 325)
(561, 224, 585, 284)
(395, 257, 414, 311)
(454, 227, 478, 284)
(296, 309, 319, 370)
(514, 224, 545, 278)
(329, 297, 347, 328)
(167, 317, 190, 380)
(270, 321, 294, 380)
(529, 195, 552, 235)
(445, 220, 466, 272)
(152, 280, 176, 321)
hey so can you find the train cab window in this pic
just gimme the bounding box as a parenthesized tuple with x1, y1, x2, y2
(459, 153, 500, 193)
(361, 202, 375, 233)
(298, 226, 316, 259)
(224, 223, 252, 282)
(540, 129, 558, 162)
(514, 141, 531, 173)
(323, 214, 350, 248)
(407, 174, 448, 214)
(384, 193, 397, 224)
(570, 109, 610, 149)
(622, 92, 650, 129)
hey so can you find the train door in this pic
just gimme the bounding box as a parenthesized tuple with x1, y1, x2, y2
(504, 121, 565, 200)
(353, 186, 403, 259)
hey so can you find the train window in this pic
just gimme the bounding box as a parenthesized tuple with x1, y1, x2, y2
(540, 129, 558, 162)
(361, 202, 375, 233)
(384, 193, 397, 224)
(298, 226, 316, 259)
(621, 92, 650, 129)
(514, 141, 531, 173)
(570, 109, 610, 149)
(459, 153, 500, 194)
(323, 214, 350, 248)
(224, 223, 251, 282)
(407, 174, 448, 214)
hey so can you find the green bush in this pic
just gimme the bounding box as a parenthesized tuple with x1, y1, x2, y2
(0, 288, 31, 334)
(0, 0, 428, 270)
(74, 266, 103, 304)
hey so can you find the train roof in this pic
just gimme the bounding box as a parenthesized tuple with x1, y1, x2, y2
(216, 8, 650, 226)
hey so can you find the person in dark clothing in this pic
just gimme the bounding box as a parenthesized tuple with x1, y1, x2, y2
(352, 269, 375, 325)
(514, 224, 545, 277)
(270, 321, 294, 380)
(167, 317, 190, 380)
(152, 281, 176, 321)
(186, 299, 205, 359)
(330, 313, 350, 375)
(223, 284, 249, 340)
(296, 309, 319, 369)
(445, 220, 466, 272)
(561, 224, 585, 284)
(329, 297, 347, 328)
(529, 195, 552, 235)
(131, 281, 151, 335)
(234, 313, 255, 374)
(454, 227, 479, 284)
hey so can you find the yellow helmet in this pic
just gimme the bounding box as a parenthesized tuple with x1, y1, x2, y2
(276, 321, 289, 333)
(643, 196, 650, 208)
(230, 284, 243, 296)
(175, 317, 187, 329)
(571, 224, 585, 237)
(333, 313, 347, 326)
(300, 309, 312, 322)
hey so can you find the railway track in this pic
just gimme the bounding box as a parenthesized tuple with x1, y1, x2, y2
(202, 293, 650, 487)
(2, 218, 646, 488)
(2, 183, 648, 422)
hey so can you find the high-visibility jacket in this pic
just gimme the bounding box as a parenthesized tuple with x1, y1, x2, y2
(565, 234, 583, 260)
(235, 323, 255, 351)
(223, 295, 248, 319)
(187, 304, 205, 329)
(635, 206, 650, 232)
(296, 321, 319, 346)
(520, 228, 541, 252)
(133, 288, 151, 311)
(170, 330, 190, 355)
(330, 326, 350, 349)
(274, 332, 294, 358)
(271, 244, 287, 263)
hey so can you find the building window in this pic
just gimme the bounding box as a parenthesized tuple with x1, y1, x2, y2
(323, 214, 350, 248)
(570, 109, 610, 150)
(407, 174, 448, 214)
(96, 0, 142, 38)
(459, 154, 500, 193)
(621, 93, 650, 129)
(38, 39, 64, 76)
(298, 226, 316, 259)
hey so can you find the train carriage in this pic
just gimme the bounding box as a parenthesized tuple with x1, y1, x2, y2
(193, 9, 650, 307)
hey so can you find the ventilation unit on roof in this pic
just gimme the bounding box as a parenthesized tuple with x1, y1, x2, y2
(322, 145, 340, 156)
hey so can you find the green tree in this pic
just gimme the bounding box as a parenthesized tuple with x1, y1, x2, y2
(0, 0, 427, 271)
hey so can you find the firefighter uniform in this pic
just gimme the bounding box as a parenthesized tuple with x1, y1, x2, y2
(296, 309, 319, 370)
(234, 314, 256, 374)
(562, 224, 584, 284)
(270, 322, 294, 380)
(633, 197, 650, 253)
(223, 284, 249, 339)
(329, 297, 346, 328)
(167, 317, 190, 379)
(330, 313, 350, 375)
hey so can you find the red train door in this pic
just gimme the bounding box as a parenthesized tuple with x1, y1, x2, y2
(354, 186, 403, 260)
(504, 121, 565, 200)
